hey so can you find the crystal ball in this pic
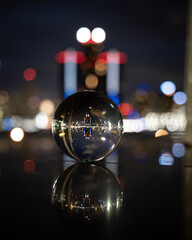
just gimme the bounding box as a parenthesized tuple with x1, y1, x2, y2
(52, 163, 123, 227)
(52, 91, 123, 161)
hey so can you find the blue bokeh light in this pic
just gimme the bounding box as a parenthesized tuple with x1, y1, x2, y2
(160, 81, 176, 96)
(2, 118, 14, 131)
(173, 91, 187, 105)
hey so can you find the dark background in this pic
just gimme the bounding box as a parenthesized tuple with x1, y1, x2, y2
(0, 0, 188, 102)
(0, 2, 191, 239)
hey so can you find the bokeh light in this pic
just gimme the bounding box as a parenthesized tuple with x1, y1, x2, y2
(10, 127, 24, 142)
(35, 112, 49, 129)
(2, 118, 14, 131)
(91, 27, 106, 43)
(76, 27, 91, 43)
(95, 59, 107, 76)
(27, 96, 40, 109)
(39, 99, 55, 115)
(155, 129, 168, 138)
(0, 91, 9, 104)
(119, 103, 134, 116)
(23, 160, 36, 173)
(172, 143, 186, 157)
(159, 152, 174, 166)
(85, 74, 99, 89)
(123, 118, 145, 133)
(160, 81, 176, 96)
(23, 68, 36, 81)
(173, 91, 187, 105)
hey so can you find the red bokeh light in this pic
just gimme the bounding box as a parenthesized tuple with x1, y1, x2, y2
(23, 159, 36, 173)
(23, 68, 36, 81)
(119, 103, 134, 116)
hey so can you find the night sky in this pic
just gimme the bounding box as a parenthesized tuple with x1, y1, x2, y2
(0, 0, 188, 102)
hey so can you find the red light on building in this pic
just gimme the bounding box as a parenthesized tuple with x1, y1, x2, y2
(55, 51, 86, 64)
(97, 51, 127, 64)
(23, 68, 36, 81)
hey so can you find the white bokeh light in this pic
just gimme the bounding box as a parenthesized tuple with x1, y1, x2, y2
(160, 81, 176, 96)
(92, 27, 106, 43)
(76, 27, 91, 43)
(10, 127, 24, 142)
(35, 112, 49, 129)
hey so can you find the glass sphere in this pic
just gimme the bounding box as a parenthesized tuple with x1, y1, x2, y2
(52, 163, 123, 227)
(52, 91, 123, 161)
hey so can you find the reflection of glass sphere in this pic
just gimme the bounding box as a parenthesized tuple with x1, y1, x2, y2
(52, 91, 123, 161)
(52, 163, 123, 227)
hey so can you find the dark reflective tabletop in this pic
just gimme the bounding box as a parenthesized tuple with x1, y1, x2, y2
(0, 132, 191, 239)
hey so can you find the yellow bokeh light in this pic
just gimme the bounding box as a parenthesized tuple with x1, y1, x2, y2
(95, 59, 107, 76)
(10, 127, 24, 142)
(155, 129, 168, 138)
(39, 99, 54, 115)
(85, 74, 99, 89)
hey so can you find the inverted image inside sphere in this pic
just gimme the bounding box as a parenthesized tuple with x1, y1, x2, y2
(51, 163, 123, 227)
(52, 91, 123, 161)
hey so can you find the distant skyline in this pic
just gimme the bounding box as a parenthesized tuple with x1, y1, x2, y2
(0, 0, 188, 102)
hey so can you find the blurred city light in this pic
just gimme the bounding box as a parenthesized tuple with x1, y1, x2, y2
(2, 118, 14, 131)
(160, 81, 176, 96)
(91, 27, 106, 43)
(119, 103, 134, 116)
(23, 68, 36, 81)
(10, 127, 24, 142)
(173, 91, 187, 105)
(172, 143, 186, 157)
(155, 129, 168, 138)
(106, 49, 120, 105)
(55, 50, 86, 64)
(76, 27, 91, 43)
(159, 152, 174, 166)
(35, 112, 49, 129)
(0, 91, 9, 104)
(22, 118, 37, 132)
(123, 118, 145, 133)
(85, 74, 99, 89)
(122, 107, 186, 133)
(27, 96, 40, 109)
(94, 59, 107, 76)
(23, 159, 36, 173)
(39, 99, 55, 116)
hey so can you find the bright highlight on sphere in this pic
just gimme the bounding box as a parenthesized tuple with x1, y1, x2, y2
(52, 91, 123, 162)
(10, 127, 24, 142)
(173, 91, 187, 105)
(91, 27, 106, 43)
(76, 27, 91, 43)
(160, 81, 176, 96)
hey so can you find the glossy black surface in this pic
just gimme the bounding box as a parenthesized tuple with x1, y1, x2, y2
(0, 132, 191, 239)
